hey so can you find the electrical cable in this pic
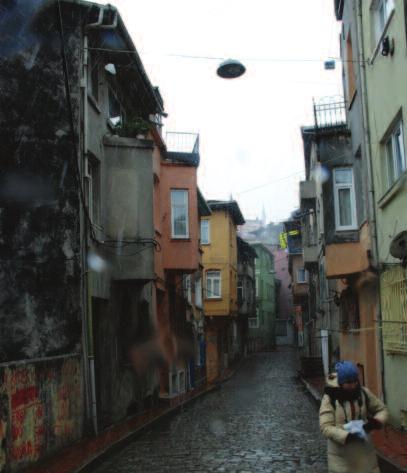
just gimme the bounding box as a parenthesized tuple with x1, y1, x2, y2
(86, 47, 365, 64)
(56, 0, 96, 242)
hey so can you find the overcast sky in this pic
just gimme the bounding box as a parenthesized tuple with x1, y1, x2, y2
(101, 0, 342, 223)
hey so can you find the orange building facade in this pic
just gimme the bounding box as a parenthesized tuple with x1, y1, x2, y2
(152, 131, 210, 401)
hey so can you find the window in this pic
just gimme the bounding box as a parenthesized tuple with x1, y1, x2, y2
(200, 219, 210, 244)
(381, 267, 407, 353)
(346, 32, 356, 102)
(108, 87, 122, 126)
(340, 287, 360, 331)
(255, 275, 259, 297)
(85, 156, 100, 226)
(333, 167, 357, 230)
(195, 276, 202, 308)
(372, 0, 395, 43)
(237, 278, 243, 305)
(206, 271, 221, 299)
(384, 120, 406, 189)
(88, 53, 99, 102)
(297, 268, 308, 284)
(171, 190, 189, 238)
(183, 274, 192, 304)
(248, 317, 259, 329)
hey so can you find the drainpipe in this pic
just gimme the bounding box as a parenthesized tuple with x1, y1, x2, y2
(80, 5, 119, 435)
(356, 0, 386, 401)
(80, 33, 98, 435)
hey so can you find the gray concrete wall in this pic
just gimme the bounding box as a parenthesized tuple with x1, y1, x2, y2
(83, 21, 158, 427)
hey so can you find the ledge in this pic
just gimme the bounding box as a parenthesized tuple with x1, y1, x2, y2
(378, 173, 407, 209)
(103, 134, 154, 150)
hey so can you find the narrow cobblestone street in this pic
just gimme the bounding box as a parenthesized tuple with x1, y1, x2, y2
(92, 349, 327, 473)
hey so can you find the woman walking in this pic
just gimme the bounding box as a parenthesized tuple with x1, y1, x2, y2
(319, 361, 388, 473)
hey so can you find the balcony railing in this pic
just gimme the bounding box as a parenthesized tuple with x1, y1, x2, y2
(166, 132, 199, 154)
(313, 97, 347, 130)
(165, 132, 200, 166)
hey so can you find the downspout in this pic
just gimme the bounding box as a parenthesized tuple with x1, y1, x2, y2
(81, 33, 98, 435)
(81, 5, 119, 435)
(356, 0, 386, 401)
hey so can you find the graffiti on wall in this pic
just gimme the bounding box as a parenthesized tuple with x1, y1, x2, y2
(0, 356, 84, 469)
(0, 375, 7, 472)
(7, 365, 44, 463)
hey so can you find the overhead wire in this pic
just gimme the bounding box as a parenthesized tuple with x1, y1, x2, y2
(86, 47, 364, 64)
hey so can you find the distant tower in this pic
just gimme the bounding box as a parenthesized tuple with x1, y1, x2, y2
(261, 205, 267, 227)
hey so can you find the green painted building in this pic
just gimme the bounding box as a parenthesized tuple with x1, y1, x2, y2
(248, 243, 277, 350)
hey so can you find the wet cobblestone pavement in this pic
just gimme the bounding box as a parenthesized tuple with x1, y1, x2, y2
(92, 350, 327, 472)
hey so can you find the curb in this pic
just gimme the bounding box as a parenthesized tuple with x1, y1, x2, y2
(76, 360, 245, 473)
(299, 377, 407, 473)
(76, 384, 220, 473)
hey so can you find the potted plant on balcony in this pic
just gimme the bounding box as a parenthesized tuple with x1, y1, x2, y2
(113, 117, 152, 139)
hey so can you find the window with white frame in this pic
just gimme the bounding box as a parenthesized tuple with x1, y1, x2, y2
(383, 119, 406, 189)
(171, 189, 189, 238)
(206, 270, 221, 299)
(200, 219, 210, 244)
(333, 167, 357, 230)
(297, 268, 308, 284)
(195, 276, 202, 308)
(372, 0, 395, 43)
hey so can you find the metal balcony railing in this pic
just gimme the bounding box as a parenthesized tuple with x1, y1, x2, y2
(166, 132, 199, 154)
(313, 97, 347, 130)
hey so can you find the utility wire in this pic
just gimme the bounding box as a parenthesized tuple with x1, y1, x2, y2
(86, 47, 363, 64)
(57, 0, 96, 242)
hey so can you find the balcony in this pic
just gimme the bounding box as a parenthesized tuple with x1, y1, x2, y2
(165, 132, 200, 167)
(303, 245, 319, 267)
(325, 242, 370, 278)
(300, 180, 316, 201)
(313, 97, 347, 132)
(302, 223, 319, 267)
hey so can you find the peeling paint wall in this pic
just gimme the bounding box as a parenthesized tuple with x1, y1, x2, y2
(0, 0, 82, 362)
(0, 3, 85, 471)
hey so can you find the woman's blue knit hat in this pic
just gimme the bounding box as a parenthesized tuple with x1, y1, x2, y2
(335, 360, 359, 385)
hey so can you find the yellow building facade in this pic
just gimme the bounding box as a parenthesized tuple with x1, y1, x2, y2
(202, 201, 244, 382)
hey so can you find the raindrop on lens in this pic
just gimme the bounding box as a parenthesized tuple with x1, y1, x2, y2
(87, 252, 107, 272)
(315, 165, 330, 184)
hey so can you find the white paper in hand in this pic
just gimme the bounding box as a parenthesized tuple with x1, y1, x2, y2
(343, 420, 368, 441)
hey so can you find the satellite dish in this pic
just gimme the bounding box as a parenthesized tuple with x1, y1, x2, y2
(217, 59, 246, 79)
(390, 231, 407, 260)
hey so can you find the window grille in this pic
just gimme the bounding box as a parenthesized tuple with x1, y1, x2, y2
(381, 267, 407, 354)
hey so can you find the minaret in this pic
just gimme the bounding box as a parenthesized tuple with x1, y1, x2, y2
(261, 204, 267, 227)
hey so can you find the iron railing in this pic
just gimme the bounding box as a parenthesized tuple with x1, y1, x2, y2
(381, 266, 407, 354)
(313, 97, 347, 130)
(166, 132, 199, 154)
